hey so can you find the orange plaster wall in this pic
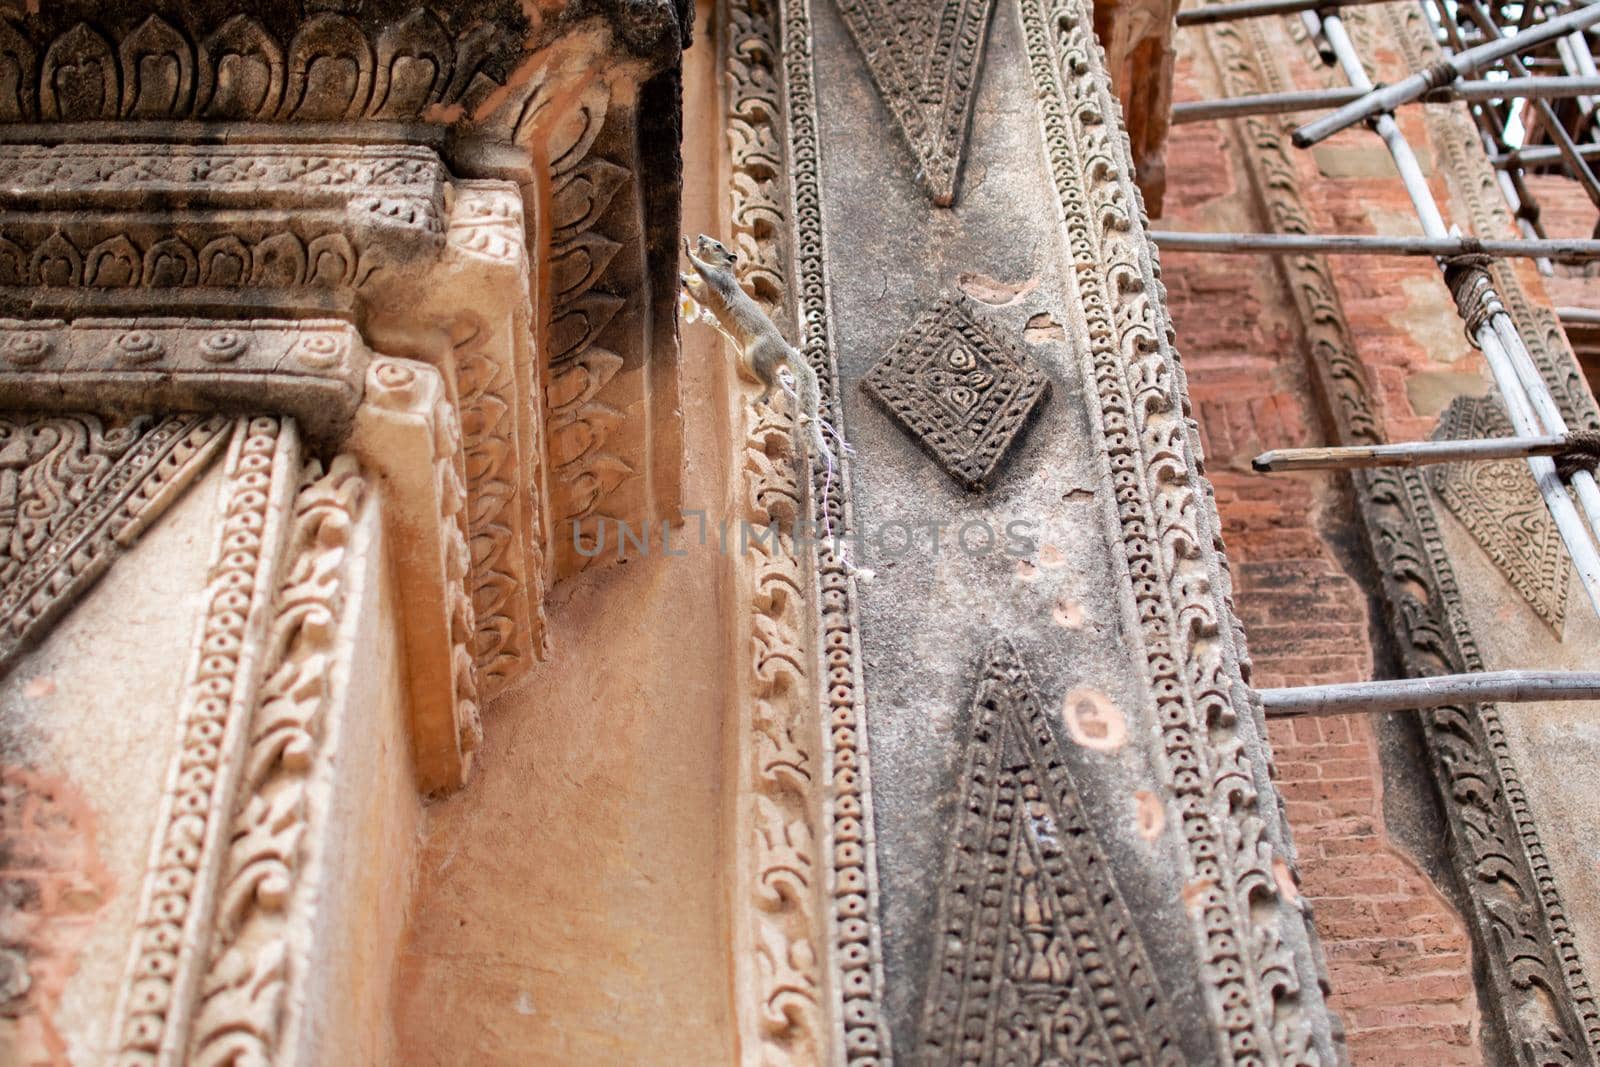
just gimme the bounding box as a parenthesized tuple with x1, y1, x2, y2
(392, 2, 742, 1063)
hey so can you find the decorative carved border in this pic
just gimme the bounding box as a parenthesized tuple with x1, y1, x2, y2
(441, 181, 547, 700)
(110, 415, 300, 1066)
(778, 0, 896, 1059)
(0, 411, 231, 678)
(1203, 10, 1600, 1061)
(0, 143, 446, 213)
(724, 0, 827, 1061)
(723, 0, 893, 1057)
(1023, 0, 1336, 1061)
(188, 453, 365, 1064)
(0, 11, 526, 125)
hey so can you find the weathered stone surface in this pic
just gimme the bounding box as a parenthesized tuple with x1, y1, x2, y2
(0, 456, 223, 1064)
(715, 0, 1341, 1058)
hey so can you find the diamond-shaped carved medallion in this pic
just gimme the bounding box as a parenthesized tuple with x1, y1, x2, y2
(862, 298, 1051, 490)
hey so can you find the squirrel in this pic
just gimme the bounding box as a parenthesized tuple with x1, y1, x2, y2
(680, 234, 834, 470)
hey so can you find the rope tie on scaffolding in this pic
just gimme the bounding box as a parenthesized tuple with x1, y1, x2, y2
(1439, 250, 1502, 343)
(1421, 58, 1459, 92)
(1556, 430, 1600, 480)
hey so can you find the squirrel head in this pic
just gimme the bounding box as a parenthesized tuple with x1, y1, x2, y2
(694, 234, 738, 271)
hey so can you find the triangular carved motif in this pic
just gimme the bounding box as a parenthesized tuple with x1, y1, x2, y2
(1427, 395, 1570, 636)
(0, 411, 231, 678)
(919, 638, 1182, 1066)
(832, 0, 998, 205)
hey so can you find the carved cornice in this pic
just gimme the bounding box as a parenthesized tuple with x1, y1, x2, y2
(0, 2, 686, 136)
(1203, 11, 1600, 1062)
(0, 143, 445, 318)
(0, 317, 368, 444)
(0, 0, 693, 590)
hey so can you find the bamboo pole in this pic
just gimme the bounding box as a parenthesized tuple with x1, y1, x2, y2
(1291, 2, 1600, 146)
(1147, 230, 1600, 261)
(1259, 671, 1600, 717)
(1252, 435, 1570, 472)
(1455, 0, 1600, 210)
(1173, 77, 1600, 125)
(1493, 142, 1600, 167)
(1557, 306, 1600, 326)
(1175, 0, 1393, 27)
(1312, 10, 1600, 618)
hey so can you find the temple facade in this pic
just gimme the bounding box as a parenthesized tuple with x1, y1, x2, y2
(3, 0, 1599, 1065)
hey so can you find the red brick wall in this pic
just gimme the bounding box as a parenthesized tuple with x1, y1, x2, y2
(1162, 42, 1482, 1065)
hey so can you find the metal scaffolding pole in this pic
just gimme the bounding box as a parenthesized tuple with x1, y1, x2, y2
(1308, 10, 1600, 617)
(1260, 670, 1600, 717)
(1172, 76, 1600, 125)
(1558, 305, 1600, 325)
(1174, 0, 1394, 27)
(1492, 141, 1600, 166)
(1147, 230, 1600, 260)
(1456, 0, 1600, 212)
(1292, 2, 1600, 146)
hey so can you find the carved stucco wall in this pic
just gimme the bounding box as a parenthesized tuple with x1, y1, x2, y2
(0, 1, 697, 1062)
(10, 0, 1528, 1063)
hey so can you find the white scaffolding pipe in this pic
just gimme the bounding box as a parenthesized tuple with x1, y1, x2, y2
(1316, 11, 1600, 617)
(1172, 77, 1600, 124)
(1295, 2, 1600, 146)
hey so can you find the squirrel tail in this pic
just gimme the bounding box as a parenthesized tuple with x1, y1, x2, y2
(789, 351, 834, 468)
